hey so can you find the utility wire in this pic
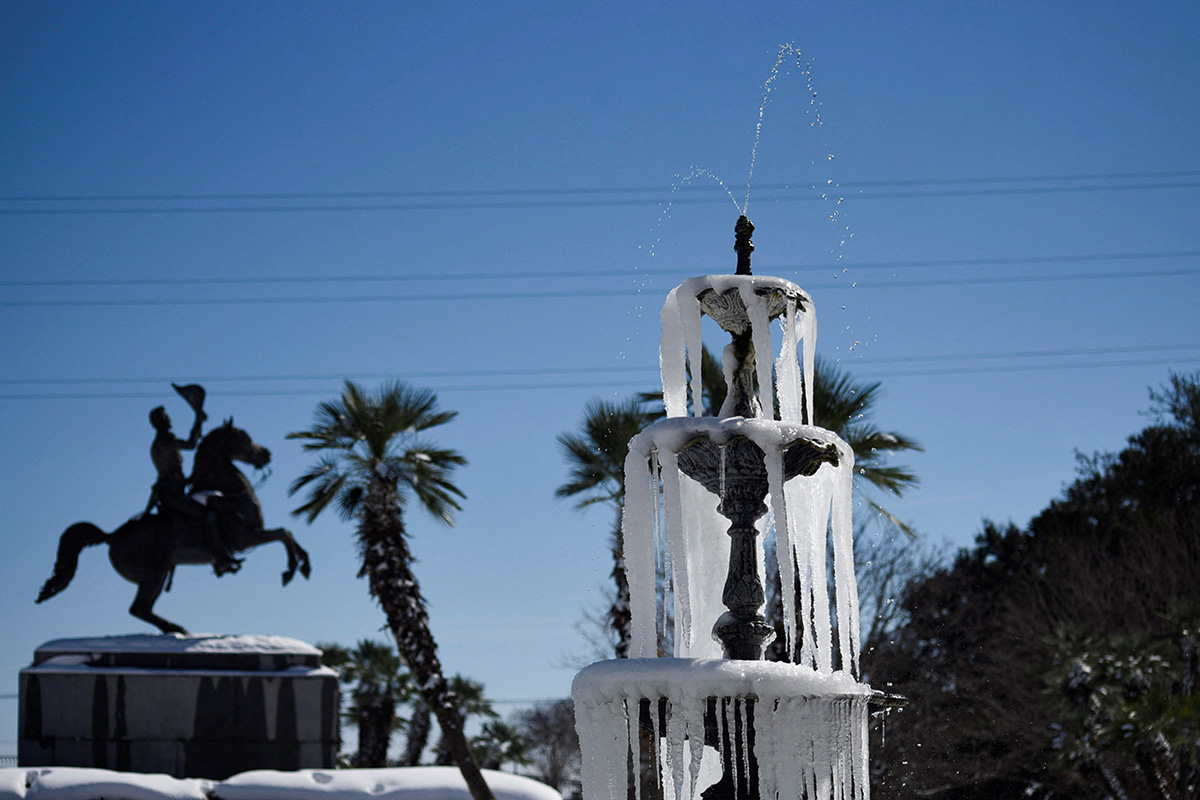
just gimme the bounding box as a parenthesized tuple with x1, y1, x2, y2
(3, 344, 1198, 400)
(4, 250, 1197, 289)
(4, 356, 1198, 401)
(1, 181, 1196, 215)
(3, 266, 1196, 308)
(0, 364, 658, 386)
(3, 169, 1197, 203)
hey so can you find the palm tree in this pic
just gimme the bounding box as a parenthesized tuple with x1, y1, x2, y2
(320, 639, 412, 767)
(471, 720, 531, 772)
(433, 676, 498, 765)
(555, 398, 655, 657)
(809, 356, 922, 531)
(289, 381, 493, 800)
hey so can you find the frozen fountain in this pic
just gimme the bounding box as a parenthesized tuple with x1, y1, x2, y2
(573, 217, 876, 800)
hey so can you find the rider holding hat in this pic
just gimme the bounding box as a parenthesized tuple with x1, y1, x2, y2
(146, 384, 242, 576)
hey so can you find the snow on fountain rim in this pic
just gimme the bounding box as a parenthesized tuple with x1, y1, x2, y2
(572, 658, 870, 705)
(675, 274, 811, 305)
(628, 417, 849, 457)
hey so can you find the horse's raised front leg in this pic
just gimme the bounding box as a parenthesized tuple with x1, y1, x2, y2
(244, 528, 311, 585)
(130, 572, 188, 635)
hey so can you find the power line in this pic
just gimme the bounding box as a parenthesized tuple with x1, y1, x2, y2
(4, 169, 1197, 203)
(1, 181, 1196, 215)
(869, 354, 1200, 379)
(2, 344, 1197, 400)
(0, 379, 659, 401)
(3, 266, 1196, 308)
(0, 364, 658, 386)
(4, 358, 1198, 401)
(4, 249, 1197, 289)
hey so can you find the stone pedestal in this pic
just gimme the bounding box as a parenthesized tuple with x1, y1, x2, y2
(18, 634, 340, 779)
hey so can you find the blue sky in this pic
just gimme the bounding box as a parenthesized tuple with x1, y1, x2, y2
(2, 1, 1198, 752)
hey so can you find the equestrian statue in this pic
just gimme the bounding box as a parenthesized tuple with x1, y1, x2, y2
(36, 384, 311, 634)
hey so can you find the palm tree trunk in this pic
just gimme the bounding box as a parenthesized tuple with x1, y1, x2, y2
(610, 510, 632, 658)
(402, 698, 431, 766)
(356, 695, 394, 767)
(359, 479, 494, 800)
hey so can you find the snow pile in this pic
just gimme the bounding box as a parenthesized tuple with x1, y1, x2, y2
(0, 768, 560, 800)
(215, 768, 561, 800)
(1, 767, 213, 800)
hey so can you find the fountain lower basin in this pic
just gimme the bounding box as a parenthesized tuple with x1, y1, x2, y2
(574, 659, 871, 800)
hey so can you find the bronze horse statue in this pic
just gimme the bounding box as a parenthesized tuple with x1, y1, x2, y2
(36, 419, 311, 634)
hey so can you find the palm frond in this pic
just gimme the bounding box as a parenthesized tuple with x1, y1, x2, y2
(289, 379, 466, 527)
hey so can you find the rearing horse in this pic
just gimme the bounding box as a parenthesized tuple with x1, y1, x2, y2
(36, 420, 311, 634)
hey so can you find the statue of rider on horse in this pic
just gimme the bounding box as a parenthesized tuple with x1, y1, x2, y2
(36, 385, 311, 634)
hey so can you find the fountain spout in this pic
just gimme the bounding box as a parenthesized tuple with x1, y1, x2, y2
(734, 215, 755, 275)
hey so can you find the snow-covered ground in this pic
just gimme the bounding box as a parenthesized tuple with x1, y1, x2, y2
(0, 767, 562, 800)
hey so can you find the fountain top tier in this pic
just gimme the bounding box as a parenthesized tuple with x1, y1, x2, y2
(621, 216, 859, 666)
(660, 216, 815, 423)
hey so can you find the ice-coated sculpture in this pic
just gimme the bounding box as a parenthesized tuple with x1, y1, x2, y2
(573, 217, 874, 800)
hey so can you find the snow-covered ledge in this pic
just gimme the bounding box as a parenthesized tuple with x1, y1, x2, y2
(0, 767, 562, 800)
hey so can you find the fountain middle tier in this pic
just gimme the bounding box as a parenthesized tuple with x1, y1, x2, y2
(622, 417, 859, 671)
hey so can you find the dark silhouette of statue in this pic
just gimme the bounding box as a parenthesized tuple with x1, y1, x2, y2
(35, 386, 311, 634)
(146, 384, 241, 576)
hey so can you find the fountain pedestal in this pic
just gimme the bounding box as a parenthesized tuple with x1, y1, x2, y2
(18, 634, 339, 779)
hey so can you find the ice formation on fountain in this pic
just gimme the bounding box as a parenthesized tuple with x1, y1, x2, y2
(573, 217, 874, 800)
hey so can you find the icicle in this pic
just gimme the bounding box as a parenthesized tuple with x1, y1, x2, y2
(682, 291, 705, 418)
(775, 297, 803, 422)
(753, 699, 777, 800)
(661, 287, 688, 418)
(831, 451, 860, 674)
(680, 473, 728, 659)
(659, 449, 692, 656)
(802, 302, 817, 426)
(652, 453, 670, 655)
(739, 283, 776, 420)
(628, 700, 643, 800)
(651, 699, 664, 800)
(810, 467, 835, 673)
(625, 436, 658, 659)
(666, 700, 686, 800)
(814, 701, 833, 800)
(738, 699, 751, 799)
(853, 699, 870, 800)
(765, 446, 796, 660)
(682, 693, 706, 799)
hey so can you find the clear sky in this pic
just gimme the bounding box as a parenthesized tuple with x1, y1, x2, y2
(2, 1, 1198, 754)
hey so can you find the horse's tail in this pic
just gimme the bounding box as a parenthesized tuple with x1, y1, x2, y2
(36, 522, 108, 603)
